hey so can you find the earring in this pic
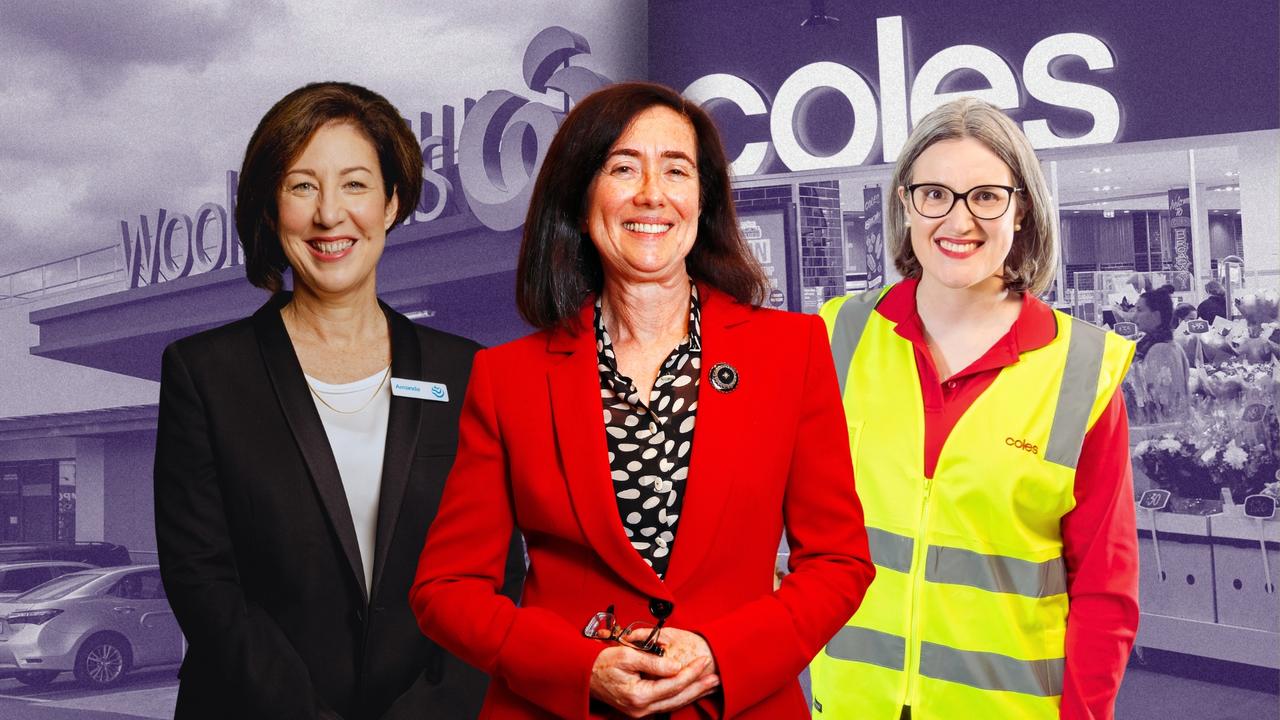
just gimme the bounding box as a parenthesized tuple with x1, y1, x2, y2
(1014, 223, 1022, 231)
(904, 220, 911, 228)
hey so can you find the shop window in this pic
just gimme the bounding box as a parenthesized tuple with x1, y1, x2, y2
(0, 461, 74, 543)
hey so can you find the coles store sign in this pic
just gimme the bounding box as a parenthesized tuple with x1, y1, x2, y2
(684, 16, 1121, 175)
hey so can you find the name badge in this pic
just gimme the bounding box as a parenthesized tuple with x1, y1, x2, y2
(390, 378, 449, 402)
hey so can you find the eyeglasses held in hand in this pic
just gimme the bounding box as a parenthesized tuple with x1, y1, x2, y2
(582, 599, 674, 656)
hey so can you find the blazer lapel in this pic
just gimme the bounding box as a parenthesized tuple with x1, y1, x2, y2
(663, 288, 753, 591)
(253, 293, 368, 602)
(369, 304, 424, 599)
(548, 303, 671, 601)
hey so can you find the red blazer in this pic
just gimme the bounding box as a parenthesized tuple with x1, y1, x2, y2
(411, 287, 874, 719)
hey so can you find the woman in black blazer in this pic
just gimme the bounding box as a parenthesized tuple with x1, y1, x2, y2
(154, 82, 522, 720)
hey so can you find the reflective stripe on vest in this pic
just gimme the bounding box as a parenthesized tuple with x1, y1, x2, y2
(831, 289, 883, 397)
(867, 527, 914, 573)
(925, 545, 1067, 598)
(825, 627, 1065, 696)
(1045, 317, 1105, 469)
(870, 527, 1066, 597)
(826, 626, 906, 671)
(919, 642, 1065, 697)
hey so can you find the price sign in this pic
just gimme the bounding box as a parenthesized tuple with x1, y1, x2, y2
(1243, 403, 1267, 423)
(1244, 494, 1277, 520)
(1187, 319, 1210, 334)
(1114, 321, 1139, 338)
(1139, 489, 1171, 511)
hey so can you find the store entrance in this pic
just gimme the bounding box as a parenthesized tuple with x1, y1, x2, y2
(0, 461, 71, 542)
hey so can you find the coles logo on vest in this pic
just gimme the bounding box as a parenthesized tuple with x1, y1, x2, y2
(1006, 437, 1039, 455)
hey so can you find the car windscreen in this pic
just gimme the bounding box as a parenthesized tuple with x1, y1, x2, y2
(14, 572, 100, 602)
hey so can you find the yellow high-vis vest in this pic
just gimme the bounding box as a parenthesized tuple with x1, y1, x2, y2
(811, 287, 1133, 720)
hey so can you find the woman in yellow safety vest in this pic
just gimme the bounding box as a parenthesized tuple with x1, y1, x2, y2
(812, 97, 1140, 720)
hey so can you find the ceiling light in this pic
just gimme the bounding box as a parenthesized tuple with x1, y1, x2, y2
(801, 0, 839, 27)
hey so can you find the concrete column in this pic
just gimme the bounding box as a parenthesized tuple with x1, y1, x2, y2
(74, 438, 104, 542)
(1237, 132, 1280, 286)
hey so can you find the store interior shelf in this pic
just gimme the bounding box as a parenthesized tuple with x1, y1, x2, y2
(1210, 515, 1280, 543)
(1137, 613, 1280, 669)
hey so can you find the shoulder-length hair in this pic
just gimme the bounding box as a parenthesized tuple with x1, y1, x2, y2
(886, 97, 1058, 295)
(516, 81, 769, 329)
(236, 82, 422, 293)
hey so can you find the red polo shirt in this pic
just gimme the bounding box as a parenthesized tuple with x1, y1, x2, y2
(876, 279, 1139, 720)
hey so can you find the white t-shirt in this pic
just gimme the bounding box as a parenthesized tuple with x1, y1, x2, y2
(305, 367, 391, 595)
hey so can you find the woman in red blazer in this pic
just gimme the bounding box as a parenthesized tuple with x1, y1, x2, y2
(411, 82, 874, 719)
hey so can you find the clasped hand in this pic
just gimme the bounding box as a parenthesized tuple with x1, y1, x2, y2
(589, 627, 720, 717)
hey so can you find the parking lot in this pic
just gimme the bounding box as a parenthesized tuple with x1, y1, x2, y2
(0, 668, 177, 719)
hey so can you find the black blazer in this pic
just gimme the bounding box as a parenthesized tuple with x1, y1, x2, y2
(154, 293, 523, 720)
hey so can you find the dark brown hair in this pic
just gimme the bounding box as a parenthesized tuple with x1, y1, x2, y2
(236, 82, 422, 292)
(516, 81, 769, 329)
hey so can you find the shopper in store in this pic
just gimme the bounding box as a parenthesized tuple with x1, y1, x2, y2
(813, 97, 1139, 720)
(1130, 286, 1192, 423)
(1197, 279, 1229, 324)
(154, 82, 522, 720)
(1174, 302, 1197, 324)
(410, 81, 874, 719)
(1172, 302, 1201, 365)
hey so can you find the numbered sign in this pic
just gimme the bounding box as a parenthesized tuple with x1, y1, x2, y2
(1114, 321, 1139, 339)
(1244, 494, 1277, 520)
(1243, 403, 1267, 423)
(1187, 319, 1210, 334)
(1139, 489, 1172, 511)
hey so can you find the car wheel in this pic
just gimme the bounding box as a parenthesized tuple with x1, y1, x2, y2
(74, 633, 131, 688)
(14, 670, 58, 686)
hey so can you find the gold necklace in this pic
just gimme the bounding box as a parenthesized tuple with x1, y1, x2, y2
(306, 366, 391, 416)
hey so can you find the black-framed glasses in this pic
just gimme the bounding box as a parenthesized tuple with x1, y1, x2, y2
(906, 183, 1022, 220)
(582, 600, 673, 656)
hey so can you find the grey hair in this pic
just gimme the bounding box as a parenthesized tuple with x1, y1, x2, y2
(886, 97, 1058, 295)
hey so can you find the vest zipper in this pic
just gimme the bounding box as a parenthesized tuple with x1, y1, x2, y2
(903, 474, 933, 709)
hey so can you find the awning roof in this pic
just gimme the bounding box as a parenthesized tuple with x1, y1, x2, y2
(29, 216, 528, 380)
(0, 404, 158, 441)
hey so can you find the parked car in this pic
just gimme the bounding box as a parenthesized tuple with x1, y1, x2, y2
(0, 542, 131, 568)
(0, 565, 183, 688)
(0, 562, 92, 600)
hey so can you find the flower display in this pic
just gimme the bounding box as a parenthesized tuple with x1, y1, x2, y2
(1132, 413, 1279, 504)
(1262, 480, 1280, 501)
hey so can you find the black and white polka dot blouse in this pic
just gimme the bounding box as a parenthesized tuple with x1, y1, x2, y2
(595, 286, 702, 579)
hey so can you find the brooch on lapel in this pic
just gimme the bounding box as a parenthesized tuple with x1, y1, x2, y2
(709, 362, 739, 393)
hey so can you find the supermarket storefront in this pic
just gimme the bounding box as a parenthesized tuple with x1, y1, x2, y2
(646, 0, 1280, 670)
